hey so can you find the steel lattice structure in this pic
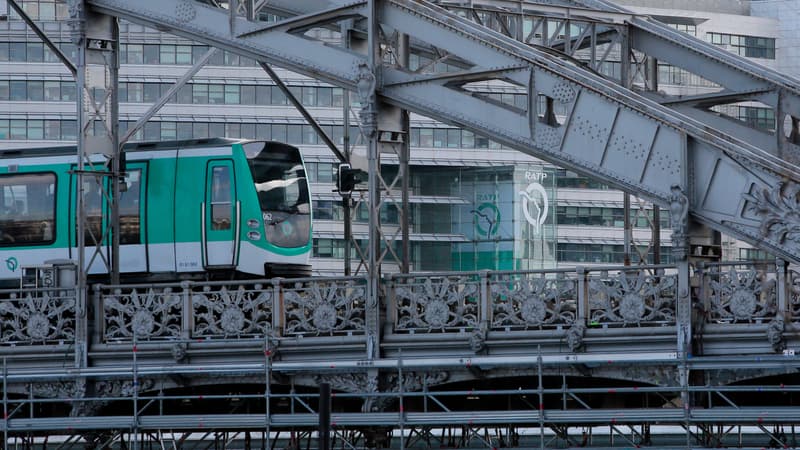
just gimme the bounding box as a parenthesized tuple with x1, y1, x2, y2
(1, 0, 800, 448)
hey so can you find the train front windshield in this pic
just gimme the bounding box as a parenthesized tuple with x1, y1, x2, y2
(246, 142, 310, 248)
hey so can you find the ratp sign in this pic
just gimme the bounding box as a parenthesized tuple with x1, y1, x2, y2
(519, 171, 549, 235)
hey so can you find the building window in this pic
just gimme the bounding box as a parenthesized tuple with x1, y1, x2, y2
(287, 124, 302, 144)
(738, 248, 772, 261)
(313, 200, 344, 221)
(711, 104, 775, 131)
(208, 85, 224, 104)
(669, 23, 696, 36)
(192, 84, 209, 104)
(176, 45, 192, 65)
(127, 82, 143, 102)
(161, 121, 177, 140)
(225, 123, 241, 138)
(126, 44, 143, 64)
(224, 85, 240, 104)
(160, 45, 177, 64)
(141, 44, 159, 64)
(240, 85, 256, 106)
(143, 83, 160, 103)
(707, 32, 775, 59)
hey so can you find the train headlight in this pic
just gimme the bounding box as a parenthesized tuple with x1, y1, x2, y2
(247, 231, 262, 240)
(247, 219, 260, 229)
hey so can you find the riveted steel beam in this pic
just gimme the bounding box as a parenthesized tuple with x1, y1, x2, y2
(85, 0, 800, 265)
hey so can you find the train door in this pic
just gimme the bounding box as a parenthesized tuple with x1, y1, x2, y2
(118, 163, 147, 273)
(203, 160, 237, 268)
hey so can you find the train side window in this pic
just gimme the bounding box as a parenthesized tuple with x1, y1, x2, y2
(119, 169, 141, 244)
(210, 166, 231, 230)
(0, 173, 56, 245)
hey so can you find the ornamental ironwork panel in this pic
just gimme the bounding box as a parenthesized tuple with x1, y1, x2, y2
(707, 264, 777, 324)
(394, 275, 480, 332)
(192, 284, 273, 338)
(588, 270, 676, 327)
(489, 271, 577, 331)
(283, 278, 366, 336)
(102, 287, 182, 341)
(0, 288, 76, 345)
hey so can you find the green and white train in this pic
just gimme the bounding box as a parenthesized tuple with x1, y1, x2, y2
(0, 138, 312, 286)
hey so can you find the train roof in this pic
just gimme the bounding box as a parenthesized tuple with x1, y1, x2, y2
(0, 138, 250, 159)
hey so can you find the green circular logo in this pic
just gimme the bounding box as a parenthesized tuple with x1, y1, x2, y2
(472, 202, 500, 237)
(280, 220, 294, 237)
(5, 257, 18, 272)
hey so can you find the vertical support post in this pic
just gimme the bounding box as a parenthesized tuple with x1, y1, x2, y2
(775, 259, 789, 352)
(537, 346, 544, 450)
(272, 278, 282, 334)
(653, 206, 661, 264)
(398, 33, 411, 274)
(181, 281, 192, 341)
(623, 194, 631, 266)
(479, 270, 490, 327)
(577, 267, 587, 324)
(70, 0, 89, 372)
(696, 261, 708, 325)
(69, 5, 121, 379)
(384, 274, 397, 336)
(341, 21, 354, 277)
(669, 165, 691, 442)
(229, 0, 238, 35)
(264, 333, 272, 450)
(647, 56, 660, 265)
(319, 383, 331, 450)
(777, 258, 788, 317)
(620, 27, 633, 265)
(132, 332, 139, 450)
(399, 354, 405, 450)
(93, 284, 103, 345)
(619, 26, 630, 88)
(358, 0, 381, 361)
(243, 0, 255, 21)
(3, 358, 7, 448)
(109, 21, 120, 286)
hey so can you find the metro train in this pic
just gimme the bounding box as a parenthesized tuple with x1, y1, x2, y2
(0, 138, 312, 286)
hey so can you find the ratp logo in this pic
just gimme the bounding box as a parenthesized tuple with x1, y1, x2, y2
(5, 257, 18, 272)
(471, 202, 500, 237)
(519, 182, 549, 235)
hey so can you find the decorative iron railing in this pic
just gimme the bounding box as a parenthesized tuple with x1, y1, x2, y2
(698, 261, 778, 324)
(488, 269, 577, 331)
(587, 267, 677, 328)
(0, 260, 794, 353)
(389, 273, 481, 333)
(95, 276, 368, 343)
(386, 265, 679, 334)
(0, 287, 77, 345)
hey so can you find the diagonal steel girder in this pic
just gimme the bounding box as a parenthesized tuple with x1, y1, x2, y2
(85, 0, 800, 264)
(435, 0, 800, 160)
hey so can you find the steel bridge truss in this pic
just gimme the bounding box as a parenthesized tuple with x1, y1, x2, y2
(79, 0, 800, 264)
(5, 0, 800, 447)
